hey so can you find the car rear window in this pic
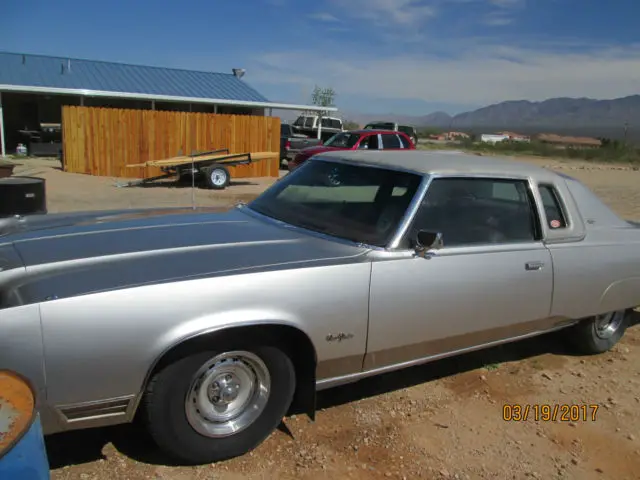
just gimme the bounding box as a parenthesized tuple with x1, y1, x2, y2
(281, 124, 292, 136)
(365, 122, 395, 130)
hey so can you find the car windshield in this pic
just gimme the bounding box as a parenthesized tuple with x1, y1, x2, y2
(248, 160, 423, 247)
(323, 132, 361, 148)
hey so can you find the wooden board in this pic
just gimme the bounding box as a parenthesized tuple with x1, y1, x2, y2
(126, 151, 279, 169)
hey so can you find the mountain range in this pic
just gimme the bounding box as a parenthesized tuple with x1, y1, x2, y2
(342, 95, 640, 141)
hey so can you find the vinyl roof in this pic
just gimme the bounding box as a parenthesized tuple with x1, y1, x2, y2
(314, 149, 559, 180)
(0, 51, 336, 112)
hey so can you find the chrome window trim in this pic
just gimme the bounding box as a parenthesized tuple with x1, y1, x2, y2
(245, 163, 548, 253)
(388, 173, 547, 252)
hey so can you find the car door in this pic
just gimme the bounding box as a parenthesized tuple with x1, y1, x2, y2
(356, 133, 380, 150)
(364, 175, 557, 370)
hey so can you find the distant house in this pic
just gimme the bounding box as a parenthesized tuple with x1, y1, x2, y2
(536, 133, 602, 148)
(480, 133, 509, 144)
(430, 131, 470, 141)
(496, 131, 531, 142)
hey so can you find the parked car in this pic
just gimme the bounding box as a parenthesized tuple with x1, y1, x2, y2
(1, 150, 639, 466)
(291, 114, 343, 142)
(287, 129, 415, 172)
(280, 123, 322, 167)
(364, 121, 418, 145)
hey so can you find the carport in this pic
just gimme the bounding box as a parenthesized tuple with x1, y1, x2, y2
(0, 51, 337, 157)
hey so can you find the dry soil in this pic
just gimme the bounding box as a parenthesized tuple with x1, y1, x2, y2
(9, 156, 640, 480)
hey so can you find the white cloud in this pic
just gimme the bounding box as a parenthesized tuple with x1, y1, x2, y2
(482, 11, 514, 25)
(308, 12, 341, 22)
(328, 0, 437, 26)
(250, 41, 640, 107)
(488, 0, 525, 7)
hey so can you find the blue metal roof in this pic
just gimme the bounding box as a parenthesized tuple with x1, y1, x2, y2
(0, 51, 270, 103)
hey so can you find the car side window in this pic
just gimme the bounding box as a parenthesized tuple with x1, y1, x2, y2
(538, 184, 568, 229)
(357, 136, 370, 149)
(381, 134, 401, 149)
(360, 134, 379, 150)
(398, 135, 411, 149)
(409, 177, 540, 247)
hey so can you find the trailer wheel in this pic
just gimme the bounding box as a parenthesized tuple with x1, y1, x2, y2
(203, 165, 231, 190)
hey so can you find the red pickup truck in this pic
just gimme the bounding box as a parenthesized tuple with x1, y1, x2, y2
(287, 129, 415, 172)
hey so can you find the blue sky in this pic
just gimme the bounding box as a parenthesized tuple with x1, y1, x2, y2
(1, 0, 639, 116)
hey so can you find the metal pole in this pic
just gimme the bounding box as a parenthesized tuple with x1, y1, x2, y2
(0, 92, 5, 157)
(151, 100, 155, 110)
(191, 152, 196, 210)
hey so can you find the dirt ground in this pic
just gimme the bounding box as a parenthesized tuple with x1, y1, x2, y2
(8, 156, 640, 480)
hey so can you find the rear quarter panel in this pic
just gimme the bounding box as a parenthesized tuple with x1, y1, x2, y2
(547, 228, 640, 318)
(546, 176, 640, 318)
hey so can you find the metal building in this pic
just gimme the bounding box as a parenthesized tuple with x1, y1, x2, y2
(0, 51, 336, 157)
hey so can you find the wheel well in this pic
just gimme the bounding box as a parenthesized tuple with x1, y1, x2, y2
(139, 324, 318, 421)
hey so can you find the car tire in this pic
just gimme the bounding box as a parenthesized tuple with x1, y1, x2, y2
(143, 345, 296, 465)
(566, 309, 629, 355)
(202, 164, 231, 190)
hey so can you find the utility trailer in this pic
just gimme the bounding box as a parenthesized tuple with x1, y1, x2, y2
(117, 149, 279, 190)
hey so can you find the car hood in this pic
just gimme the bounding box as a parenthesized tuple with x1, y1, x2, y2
(0, 206, 369, 307)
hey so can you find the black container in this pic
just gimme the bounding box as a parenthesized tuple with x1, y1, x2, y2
(0, 176, 47, 218)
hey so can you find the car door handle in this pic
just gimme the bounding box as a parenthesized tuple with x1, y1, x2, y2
(525, 261, 544, 271)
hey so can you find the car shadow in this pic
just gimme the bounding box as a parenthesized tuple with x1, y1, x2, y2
(45, 318, 640, 469)
(132, 179, 260, 189)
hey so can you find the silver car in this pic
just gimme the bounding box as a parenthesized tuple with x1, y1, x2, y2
(1, 150, 638, 464)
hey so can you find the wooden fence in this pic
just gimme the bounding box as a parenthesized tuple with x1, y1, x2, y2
(61, 106, 281, 179)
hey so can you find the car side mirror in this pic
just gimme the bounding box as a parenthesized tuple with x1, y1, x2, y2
(414, 230, 444, 258)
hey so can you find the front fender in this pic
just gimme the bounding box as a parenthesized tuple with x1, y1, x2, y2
(38, 262, 371, 430)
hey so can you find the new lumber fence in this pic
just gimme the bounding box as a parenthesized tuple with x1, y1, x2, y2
(61, 106, 281, 180)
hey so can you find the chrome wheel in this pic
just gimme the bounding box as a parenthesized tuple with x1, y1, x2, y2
(210, 169, 228, 187)
(185, 351, 271, 438)
(594, 311, 625, 339)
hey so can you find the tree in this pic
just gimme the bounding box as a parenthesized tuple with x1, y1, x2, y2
(307, 85, 336, 116)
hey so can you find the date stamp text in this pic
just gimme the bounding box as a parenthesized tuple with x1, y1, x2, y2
(503, 403, 599, 422)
